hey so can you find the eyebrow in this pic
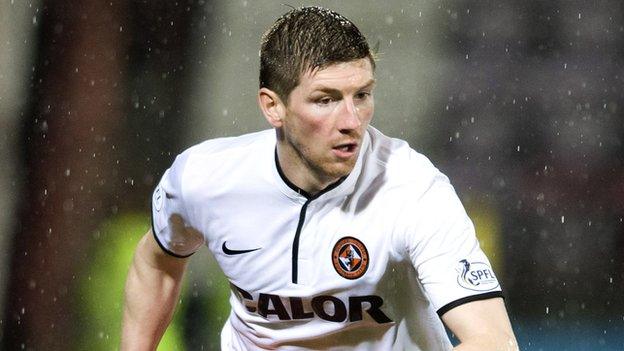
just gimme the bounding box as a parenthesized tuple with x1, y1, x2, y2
(311, 79, 376, 94)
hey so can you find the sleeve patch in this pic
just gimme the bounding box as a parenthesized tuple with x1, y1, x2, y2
(153, 185, 163, 212)
(456, 259, 500, 292)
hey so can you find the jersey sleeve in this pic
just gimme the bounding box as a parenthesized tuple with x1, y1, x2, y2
(405, 175, 503, 316)
(151, 151, 205, 257)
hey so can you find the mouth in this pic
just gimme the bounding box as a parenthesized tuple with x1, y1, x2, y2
(332, 142, 358, 158)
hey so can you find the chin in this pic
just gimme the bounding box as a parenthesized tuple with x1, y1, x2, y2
(322, 160, 356, 180)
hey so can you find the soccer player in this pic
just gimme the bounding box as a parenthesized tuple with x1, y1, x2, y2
(121, 6, 518, 350)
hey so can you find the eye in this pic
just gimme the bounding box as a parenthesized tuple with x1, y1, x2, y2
(355, 91, 371, 100)
(317, 96, 334, 105)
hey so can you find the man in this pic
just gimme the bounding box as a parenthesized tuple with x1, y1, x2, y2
(121, 6, 518, 350)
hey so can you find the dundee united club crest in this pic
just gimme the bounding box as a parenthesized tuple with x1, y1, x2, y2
(332, 237, 369, 279)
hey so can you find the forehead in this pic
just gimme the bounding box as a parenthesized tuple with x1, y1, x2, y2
(298, 59, 375, 91)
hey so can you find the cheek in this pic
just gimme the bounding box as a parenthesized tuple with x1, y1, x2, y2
(359, 102, 374, 123)
(297, 112, 331, 135)
(286, 113, 327, 149)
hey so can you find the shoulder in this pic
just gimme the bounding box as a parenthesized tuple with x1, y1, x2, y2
(183, 129, 274, 161)
(365, 125, 449, 197)
(172, 129, 275, 174)
(362, 127, 465, 258)
(162, 129, 275, 197)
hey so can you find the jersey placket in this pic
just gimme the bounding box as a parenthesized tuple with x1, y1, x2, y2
(290, 182, 345, 285)
(293, 200, 316, 286)
(291, 196, 312, 285)
(274, 148, 349, 285)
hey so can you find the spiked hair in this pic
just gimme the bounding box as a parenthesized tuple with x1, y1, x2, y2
(259, 6, 375, 103)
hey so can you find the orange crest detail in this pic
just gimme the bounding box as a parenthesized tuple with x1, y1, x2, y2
(332, 237, 369, 279)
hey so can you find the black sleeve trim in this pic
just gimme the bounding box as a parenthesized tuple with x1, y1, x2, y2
(150, 197, 195, 259)
(436, 291, 504, 317)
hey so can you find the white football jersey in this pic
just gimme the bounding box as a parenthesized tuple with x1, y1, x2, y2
(152, 126, 502, 350)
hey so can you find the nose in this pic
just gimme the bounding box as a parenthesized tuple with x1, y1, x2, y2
(338, 98, 361, 133)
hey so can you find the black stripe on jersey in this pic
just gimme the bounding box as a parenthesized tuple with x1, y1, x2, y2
(436, 291, 504, 317)
(275, 148, 347, 283)
(150, 195, 195, 259)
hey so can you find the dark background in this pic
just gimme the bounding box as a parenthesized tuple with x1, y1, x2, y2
(0, 1, 622, 349)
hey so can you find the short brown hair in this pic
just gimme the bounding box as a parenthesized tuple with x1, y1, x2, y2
(259, 6, 375, 103)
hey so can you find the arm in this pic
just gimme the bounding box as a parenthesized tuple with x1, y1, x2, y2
(441, 297, 518, 351)
(120, 230, 190, 350)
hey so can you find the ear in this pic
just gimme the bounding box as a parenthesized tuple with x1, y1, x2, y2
(258, 87, 286, 128)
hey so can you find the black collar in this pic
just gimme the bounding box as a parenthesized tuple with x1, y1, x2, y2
(274, 148, 347, 200)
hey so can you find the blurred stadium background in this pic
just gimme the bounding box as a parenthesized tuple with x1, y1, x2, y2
(1, 0, 623, 349)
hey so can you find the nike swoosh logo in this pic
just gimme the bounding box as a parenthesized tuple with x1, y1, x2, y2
(222, 241, 261, 255)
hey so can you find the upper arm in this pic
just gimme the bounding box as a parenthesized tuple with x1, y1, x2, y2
(441, 297, 518, 351)
(403, 178, 513, 348)
(404, 179, 502, 313)
(121, 229, 190, 350)
(135, 229, 191, 277)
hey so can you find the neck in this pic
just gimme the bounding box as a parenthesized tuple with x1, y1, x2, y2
(275, 143, 337, 196)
